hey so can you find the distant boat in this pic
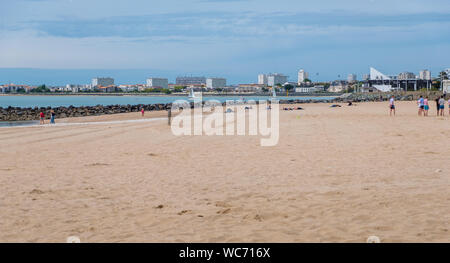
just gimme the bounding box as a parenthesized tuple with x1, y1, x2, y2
(188, 88, 196, 99)
(188, 89, 202, 101)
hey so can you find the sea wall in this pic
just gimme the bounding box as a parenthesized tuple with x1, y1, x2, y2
(0, 104, 170, 121)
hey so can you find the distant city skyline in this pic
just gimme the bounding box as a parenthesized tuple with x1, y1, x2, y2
(1, 0, 449, 85)
(0, 67, 446, 86)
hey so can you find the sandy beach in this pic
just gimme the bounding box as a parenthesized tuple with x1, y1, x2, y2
(0, 101, 449, 243)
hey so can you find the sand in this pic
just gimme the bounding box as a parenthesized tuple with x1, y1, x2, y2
(0, 101, 449, 243)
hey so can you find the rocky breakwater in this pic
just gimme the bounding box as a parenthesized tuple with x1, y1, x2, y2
(0, 103, 171, 122)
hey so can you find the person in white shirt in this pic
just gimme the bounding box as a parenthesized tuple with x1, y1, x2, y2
(389, 95, 395, 116)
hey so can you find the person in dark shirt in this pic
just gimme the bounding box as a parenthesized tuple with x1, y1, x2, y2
(435, 97, 440, 116)
(50, 110, 56, 124)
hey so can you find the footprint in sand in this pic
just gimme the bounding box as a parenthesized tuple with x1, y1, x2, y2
(148, 153, 158, 157)
(177, 210, 191, 215)
(85, 163, 111, 167)
(242, 214, 263, 221)
(154, 204, 164, 209)
(216, 208, 231, 215)
(215, 201, 232, 208)
(29, 189, 45, 195)
(254, 214, 263, 222)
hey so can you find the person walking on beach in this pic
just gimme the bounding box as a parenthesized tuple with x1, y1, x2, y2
(448, 97, 450, 116)
(417, 96, 424, 116)
(141, 107, 145, 117)
(168, 108, 172, 126)
(389, 95, 396, 116)
(39, 111, 45, 125)
(424, 97, 430, 117)
(50, 110, 56, 124)
(438, 96, 445, 117)
(435, 97, 440, 116)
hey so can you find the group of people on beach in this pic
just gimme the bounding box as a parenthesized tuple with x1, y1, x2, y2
(39, 110, 56, 125)
(416, 95, 448, 117)
(389, 95, 449, 117)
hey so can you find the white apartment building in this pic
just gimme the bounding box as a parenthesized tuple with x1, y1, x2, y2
(237, 84, 263, 93)
(328, 81, 348, 93)
(65, 84, 91, 93)
(267, 73, 288, 87)
(347, 74, 357, 83)
(92, 77, 114, 87)
(419, 70, 431, 80)
(146, 78, 168, 89)
(295, 86, 317, 93)
(398, 72, 416, 80)
(206, 78, 226, 89)
(0, 84, 31, 93)
(297, 69, 309, 84)
(258, 74, 268, 85)
(295, 85, 325, 93)
(118, 85, 143, 92)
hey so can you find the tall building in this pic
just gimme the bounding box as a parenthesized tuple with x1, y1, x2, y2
(176, 76, 206, 86)
(206, 78, 226, 89)
(398, 72, 416, 80)
(267, 73, 288, 87)
(297, 69, 309, 84)
(347, 74, 357, 83)
(258, 74, 268, 85)
(419, 70, 431, 80)
(92, 77, 114, 87)
(363, 74, 370, 81)
(146, 78, 168, 89)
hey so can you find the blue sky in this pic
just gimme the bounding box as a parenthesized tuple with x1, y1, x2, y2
(0, 0, 449, 85)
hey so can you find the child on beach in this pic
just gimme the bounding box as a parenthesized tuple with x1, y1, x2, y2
(424, 97, 429, 117)
(417, 96, 424, 116)
(39, 112, 45, 125)
(50, 110, 56, 124)
(435, 97, 440, 116)
(389, 96, 395, 116)
(438, 96, 445, 116)
(141, 108, 145, 117)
